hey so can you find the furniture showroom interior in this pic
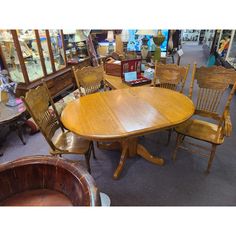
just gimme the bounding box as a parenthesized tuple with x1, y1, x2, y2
(0, 29, 236, 206)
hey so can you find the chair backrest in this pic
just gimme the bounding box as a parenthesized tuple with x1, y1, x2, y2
(21, 83, 64, 151)
(189, 64, 236, 123)
(153, 62, 190, 93)
(73, 64, 105, 96)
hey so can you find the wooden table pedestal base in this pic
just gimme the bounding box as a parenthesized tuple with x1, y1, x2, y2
(98, 138, 164, 179)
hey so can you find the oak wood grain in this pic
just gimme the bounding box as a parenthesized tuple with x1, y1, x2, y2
(61, 87, 195, 142)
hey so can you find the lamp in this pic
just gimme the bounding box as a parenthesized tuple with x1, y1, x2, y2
(135, 30, 156, 60)
(63, 30, 76, 35)
(121, 30, 130, 55)
(106, 30, 114, 54)
(153, 30, 166, 62)
(75, 30, 88, 58)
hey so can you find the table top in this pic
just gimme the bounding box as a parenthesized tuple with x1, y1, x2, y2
(61, 87, 194, 141)
(0, 101, 26, 125)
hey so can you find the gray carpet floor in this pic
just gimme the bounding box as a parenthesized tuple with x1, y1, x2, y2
(1, 44, 236, 206)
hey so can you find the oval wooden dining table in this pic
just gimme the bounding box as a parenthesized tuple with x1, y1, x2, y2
(61, 87, 195, 179)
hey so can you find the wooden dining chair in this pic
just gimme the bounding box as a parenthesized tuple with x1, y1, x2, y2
(152, 62, 190, 144)
(72, 64, 106, 96)
(73, 64, 109, 148)
(21, 83, 95, 173)
(172, 64, 236, 173)
(152, 62, 190, 93)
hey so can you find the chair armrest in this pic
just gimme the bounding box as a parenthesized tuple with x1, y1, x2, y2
(224, 110, 232, 137)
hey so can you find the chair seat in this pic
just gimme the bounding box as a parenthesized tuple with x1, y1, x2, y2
(175, 119, 224, 145)
(52, 130, 91, 154)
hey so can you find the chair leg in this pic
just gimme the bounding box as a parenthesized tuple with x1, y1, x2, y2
(85, 152, 91, 174)
(16, 123, 26, 145)
(166, 129, 172, 146)
(206, 144, 217, 174)
(172, 133, 183, 161)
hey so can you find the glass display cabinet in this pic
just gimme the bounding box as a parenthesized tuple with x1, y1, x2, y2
(0, 29, 91, 97)
(225, 30, 236, 69)
(0, 30, 67, 83)
(216, 30, 232, 60)
(213, 30, 236, 69)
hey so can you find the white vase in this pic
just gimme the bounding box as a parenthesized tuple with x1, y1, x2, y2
(168, 30, 175, 52)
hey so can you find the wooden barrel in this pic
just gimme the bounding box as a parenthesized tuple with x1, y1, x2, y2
(0, 155, 101, 206)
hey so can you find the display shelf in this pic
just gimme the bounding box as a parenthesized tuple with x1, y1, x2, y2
(63, 30, 89, 62)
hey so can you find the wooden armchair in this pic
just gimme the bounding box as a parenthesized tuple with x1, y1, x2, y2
(172, 65, 236, 173)
(152, 62, 190, 93)
(21, 83, 95, 173)
(73, 64, 106, 96)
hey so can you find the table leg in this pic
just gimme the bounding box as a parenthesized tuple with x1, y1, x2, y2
(8, 119, 26, 145)
(137, 144, 164, 165)
(113, 137, 164, 179)
(113, 142, 129, 179)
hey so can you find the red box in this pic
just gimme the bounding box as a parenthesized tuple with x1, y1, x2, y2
(121, 59, 142, 78)
(105, 59, 142, 78)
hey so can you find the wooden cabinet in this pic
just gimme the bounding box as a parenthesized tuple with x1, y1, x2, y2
(0, 29, 91, 98)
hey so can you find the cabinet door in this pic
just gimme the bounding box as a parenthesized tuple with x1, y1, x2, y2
(16, 30, 44, 82)
(49, 30, 66, 71)
(217, 30, 232, 59)
(0, 30, 24, 83)
(226, 30, 236, 68)
(38, 30, 53, 74)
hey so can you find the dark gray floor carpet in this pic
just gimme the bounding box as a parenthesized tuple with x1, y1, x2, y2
(1, 44, 236, 206)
